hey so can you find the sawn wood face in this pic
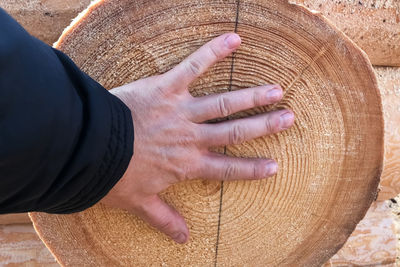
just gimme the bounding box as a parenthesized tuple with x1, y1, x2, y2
(30, 0, 384, 266)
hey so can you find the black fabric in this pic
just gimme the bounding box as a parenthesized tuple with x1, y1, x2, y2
(0, 8, 134, 214)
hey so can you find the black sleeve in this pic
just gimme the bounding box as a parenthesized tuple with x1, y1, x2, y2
(0, 8, 134, 214)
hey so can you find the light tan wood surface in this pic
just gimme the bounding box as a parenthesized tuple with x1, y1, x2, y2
(389, 195, 400, 265)
(29, 0, 384, 266)
(376, 67, 400, 201)
(324, 201, 397, 266)
(2, 0, 398, 66)
(0, 0, 396, 266)
(0, 214, 31, 225)
(292, 0, 400, 67)
(0, 224, 57, 266)
(1, 201, 397, 267)
(0, 0, 91, 44)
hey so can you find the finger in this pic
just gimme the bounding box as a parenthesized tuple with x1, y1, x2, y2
(135, 195, 189, 244)
(163, 33, 241, 89)
(196, 152, 278, 181)
(201, 109, 294, 146)
(188, 84, 283, 122)
(198, 109, 294, 147)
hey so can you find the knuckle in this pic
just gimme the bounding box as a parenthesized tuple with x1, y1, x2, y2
(223, 162, 238, 180)
(176, 131, 198, 146)
(159, 218, 174, 232)
(177, 156, 199, 182)
(187, 59, 202, 76)
(229, 124, 246, 144)
(209, 45, 221, 60)
(252, 90, 263, 107)
(253, 163, 259, 179)
(217, 95, 232, 117)
(265, 116, 279, 133)
(252, 161, 264, 179)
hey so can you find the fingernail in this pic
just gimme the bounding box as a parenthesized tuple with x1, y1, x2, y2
(280, 111, 294, 129)
(266, 89, 282, 102)
(266, 161, 278, 176)
(175, 233, 187, 244)
(224, 34, 241, 49)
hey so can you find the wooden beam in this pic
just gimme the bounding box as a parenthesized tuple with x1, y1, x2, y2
(291, 0, 400, 66)
(324, 201, 397, 266)
(0, 214, 31, 225)
(0, 224, 57, 266)
(375, 67, 400, 200)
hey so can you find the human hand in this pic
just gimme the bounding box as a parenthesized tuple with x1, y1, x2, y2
(101, 33, 294, 244)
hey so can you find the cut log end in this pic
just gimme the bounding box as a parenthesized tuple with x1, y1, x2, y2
(30, 0, 383, 266)
(0, 224, 57, 266)
(0, 0, 91, 45)
(290, 0, 400, 67)
(324, 201, 397, 266)
(375, 67, 400, 201)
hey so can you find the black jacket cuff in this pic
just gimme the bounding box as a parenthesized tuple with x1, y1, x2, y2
(44, 93, 134, 214)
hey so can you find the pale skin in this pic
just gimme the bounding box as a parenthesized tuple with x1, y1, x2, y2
(101, 33, 295, 244)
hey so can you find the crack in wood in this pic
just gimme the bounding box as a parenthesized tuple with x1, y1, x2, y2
(214, 1, 240, 266)
(282, 46, 328, 99)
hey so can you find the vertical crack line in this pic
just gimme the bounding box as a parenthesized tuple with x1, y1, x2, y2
(214, 1, 240, 266)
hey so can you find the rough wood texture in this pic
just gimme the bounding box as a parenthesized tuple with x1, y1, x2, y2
(3, 0, 398, 65)
(0, 0, 91, 44)
(324, 201, 397, 266)
(0, 224, 57, 266)
(29, 0, 384, 266)
(292, 0, 400, 67)
(0, 202, 396, 266)
(375, 67, 400, 200)
(388, 196, 400, 265)
(0, 214, 31, 225)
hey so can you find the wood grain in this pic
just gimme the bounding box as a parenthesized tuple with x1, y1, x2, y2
(30, 0, 383, 266)
(4, 67, 398, 266)
(375, 67, 400, 200)
(0, 201, 396, 266)
(0, 214, 31, 225)
(324, 201, 397, 266)
(2, 0, 398, 65)
(0, 0, 91, 44)
(389, 196, 400, 266)
(0, 224, 57, 266)
(291, 0, 400, 66)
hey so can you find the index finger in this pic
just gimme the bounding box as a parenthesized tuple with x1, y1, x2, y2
(163, 33, 241, 89)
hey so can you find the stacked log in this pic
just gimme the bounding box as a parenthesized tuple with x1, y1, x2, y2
(292, 0, 400, 66)
(324, 201, 397, 266)
(0, 224, 57, 266)
(0, 214, 31, 225)
(375, 67, 400, 200)
(1, 0, 398, 66)
(0, 0, 90, 44)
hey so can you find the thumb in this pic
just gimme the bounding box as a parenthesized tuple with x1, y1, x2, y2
(135, 195, 189, 244)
